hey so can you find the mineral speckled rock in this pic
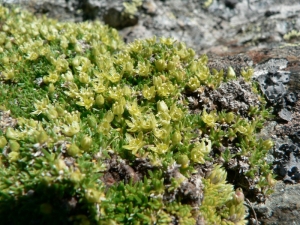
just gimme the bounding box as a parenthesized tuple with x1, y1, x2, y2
(4, 0, 300, 54)
(186, 77, 260, 115)
(103, 2, 139, 29)
(211, 79, 260, 114)
(207, 54, 253, 77)
(274, 92, 300, 137)
(254, 58, 290, 104)
(253, 58, 297, 121)
(273, 144, 300, 183)
(254, 181, 300, 225)
(142, 0, 157, 15)
(278, 108, 292, 122)
(286, 92, 297, 104)
(253, 58, 289, 78)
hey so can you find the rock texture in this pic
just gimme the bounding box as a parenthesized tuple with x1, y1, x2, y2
(254, 181, 300, 225)
(3, 0, 300, 53)
(2, 0, 300, 224)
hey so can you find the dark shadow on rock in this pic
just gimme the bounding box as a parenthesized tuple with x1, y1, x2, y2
(103, 7, 138, 29)
(0, 180, 97, 225)
(80, 0, 99, 21)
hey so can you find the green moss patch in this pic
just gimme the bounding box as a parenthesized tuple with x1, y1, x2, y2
(0, 5, 275, 225)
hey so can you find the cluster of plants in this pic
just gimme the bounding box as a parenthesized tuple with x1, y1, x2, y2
(0, 5, 275, 224)
(283, 29, 300, 41)
(123, 0, 143, 18)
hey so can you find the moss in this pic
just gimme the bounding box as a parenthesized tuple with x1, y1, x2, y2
(201, 0, 214, 8)
(123, 0, 143, 18)
(0, 5, 275, 224)
(283, 29, 300, 41)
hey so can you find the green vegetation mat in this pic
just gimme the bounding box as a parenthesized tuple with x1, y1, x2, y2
(0, 5, 275, 225)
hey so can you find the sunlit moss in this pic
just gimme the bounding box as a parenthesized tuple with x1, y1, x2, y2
(0, 5, 275, 224)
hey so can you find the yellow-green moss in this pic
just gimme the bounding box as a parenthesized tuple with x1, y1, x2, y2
(0, 5, 275, 224)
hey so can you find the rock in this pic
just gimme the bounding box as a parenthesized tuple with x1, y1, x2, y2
(103, 2, 139, 29)
(142, 0, 157, 15)
(286, 92, 297, 104)
(120, 24, 153, 43)
(252, 58, 292, 113)
(278, 108, 292, 121)
(4, 0, 300, 54)
(255, 181, 300, 225)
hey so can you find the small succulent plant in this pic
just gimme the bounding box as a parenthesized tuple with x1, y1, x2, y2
(0, 5, 275, 224)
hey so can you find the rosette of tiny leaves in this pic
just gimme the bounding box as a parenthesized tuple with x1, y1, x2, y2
(241, 67, 254, 82)
(190, 138, 212, 164)
(221, 188, 248, 225)
(200, 165, 247, 224)
(201, 109, 217, 127)
(123, 132, 145, 155)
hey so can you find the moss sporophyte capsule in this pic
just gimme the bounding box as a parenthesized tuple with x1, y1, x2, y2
(172, 130, 182, 144)
(177, 155, 190, 168)
(67, 143, 80, 157)
(233, 188, 244, 204)
(80, 135, 92, 151)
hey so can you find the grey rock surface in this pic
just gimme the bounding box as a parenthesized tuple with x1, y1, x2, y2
(255, 181, 300, 225)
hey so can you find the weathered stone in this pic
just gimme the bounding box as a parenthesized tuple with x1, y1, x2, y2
(255, 181, 300, 225)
